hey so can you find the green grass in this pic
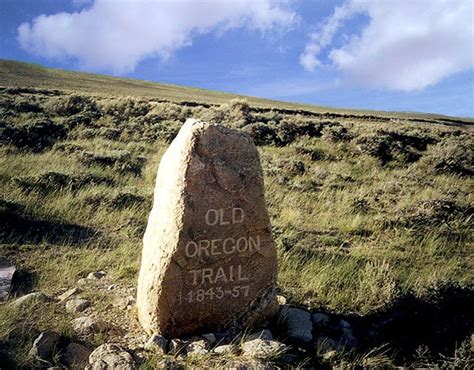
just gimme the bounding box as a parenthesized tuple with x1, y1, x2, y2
(0, 61, 473, 368)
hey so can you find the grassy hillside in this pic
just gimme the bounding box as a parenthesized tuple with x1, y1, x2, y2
(0, 60, 473, 368)
(1, 59, 473, 123)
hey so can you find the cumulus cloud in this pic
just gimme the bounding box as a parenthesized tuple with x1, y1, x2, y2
(18, 0, 296, 73)
(300, 0, 474, 91)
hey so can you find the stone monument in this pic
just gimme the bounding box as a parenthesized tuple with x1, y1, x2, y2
(137, 119, 278, 337)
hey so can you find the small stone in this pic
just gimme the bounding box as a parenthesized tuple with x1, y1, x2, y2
(145, 334, 168, 354)
(9, 292, 48, 309)
(87, 271, 106, 280)
(71, 316, 107, 335)
(241, 339, 287, 359)
(28, 331, 60, 362)
(248, 329, 273, 341)
(201, 333, 217, 345)
(276, 295, 287, 305)
(280, 306, 313, 345)
(77, 278, 90, 287)
(213, 344, 235, 355)
(66, 298, 91, 313)
(168, 339, 187, 354)
(185, 338, 209, 356)
(312, 313, 330, 327)
(338, 319, 358, 347)
(87, 344, 135, 370)
(64, 343, 91, 369)
(58, 287, 82, 303)
(113, 296, 136, 310)
(339, 319, 351, 329)
(0, 257, 15, 301)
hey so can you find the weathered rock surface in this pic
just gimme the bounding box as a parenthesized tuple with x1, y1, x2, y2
(10, 292, 48, 308)
(137, 119, 278, 337)
(28, 331, 60, 362)
(58, 287, 82, 303)
(64, 343, 91, 369)
(312, 312, 330, 327)
(71, 316, 107, 335)
(241, 338, 287, 359)
(184, 337, 209, 356)
(144, 334, 168, 354)
(87, 344, 135, 370)
(0, 257, 15, 301)
(213, 344, 235, 355)
(66, 298, 91, 313)
(280, 306, 313, 345)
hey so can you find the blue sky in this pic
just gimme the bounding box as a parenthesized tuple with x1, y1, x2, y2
(1, 0, 473, 117)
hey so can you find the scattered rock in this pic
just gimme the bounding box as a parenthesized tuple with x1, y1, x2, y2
(201, 333, 217, 345)
(280, 306, 313, 345)
(276, 295, 287, 305)
(144, 334, 168, 355)
(77, 278, 91, 287)
(114, 296, 136, 310)
(241, 339, 287, 359)
(66, 298, 91, 313)
(339, 320, 358, 347)
(87, 344, 136, 370)
(71, 316, 107, 335)
(213, 344, 235, 355)
(168, 339, 187, 354)
(312, 313, 330, 327)
(0, 257, 15, 301)
(185, 337, 209, 356)
(57, 287, 82, 303)
(248, 329, 273, 341)
(87, 271, 107, 280)
(9, 292, 48, 309)
(28, 331, 60, 363)
(64, 342, 92, 369)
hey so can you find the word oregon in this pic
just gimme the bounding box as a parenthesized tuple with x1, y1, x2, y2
(185, 235, 261, 258)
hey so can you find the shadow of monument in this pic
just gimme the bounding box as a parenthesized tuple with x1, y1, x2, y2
(340, 282, 473, 364)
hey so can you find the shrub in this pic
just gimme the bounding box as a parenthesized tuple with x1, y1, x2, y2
(321, 124, 353, 142)
(13, 100, 43, 113)
(102, 97, 150, 121)
(79, 150, 147, 176)
(420, 137, 473, 176)
(241, 123, 278, 145)
(12, 171, 114, 194)
(275, 122, 298, 146)
(85, 191, 148, 211)
(214, 99, 252, 128)
(47, 94, 99, 117)
(147, 102, 190, 122)
(355, 129, 433, 166)
(0, 118, 68, 152)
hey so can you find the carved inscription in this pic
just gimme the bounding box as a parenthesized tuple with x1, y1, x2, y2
(180, 207, 258, 303)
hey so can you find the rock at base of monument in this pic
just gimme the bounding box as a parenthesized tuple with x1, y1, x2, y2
(137, 119, 278, 338)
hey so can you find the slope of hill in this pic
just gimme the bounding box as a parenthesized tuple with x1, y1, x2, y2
(0, 59, 473, 369)
(1, 59, 472, 124)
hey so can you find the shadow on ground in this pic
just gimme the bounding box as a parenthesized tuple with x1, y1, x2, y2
(1, 199, 99, 246)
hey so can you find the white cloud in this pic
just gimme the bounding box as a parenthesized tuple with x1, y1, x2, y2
(18, 0, 296, 73)
(300, 0, 474, 91)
